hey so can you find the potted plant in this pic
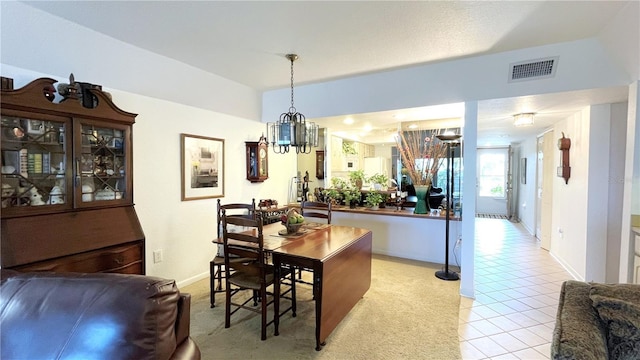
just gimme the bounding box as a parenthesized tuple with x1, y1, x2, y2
(342, 187, 361, 208)
(368, 173, 389, 190)
(365, 191, 384, 210)
(330, 176, 348, 189)
(348, 169, 366, 189)
(323, 188, 342, 205)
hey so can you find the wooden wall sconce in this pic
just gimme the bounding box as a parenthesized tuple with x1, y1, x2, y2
(557, 132, 571, 184)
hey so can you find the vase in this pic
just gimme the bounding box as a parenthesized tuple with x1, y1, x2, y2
(414, 185, 431, 214)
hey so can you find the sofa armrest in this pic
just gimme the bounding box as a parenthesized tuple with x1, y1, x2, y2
(551, 280, 608, 360)
(176, 293, 191, 345)
(171, 338, 201, 360)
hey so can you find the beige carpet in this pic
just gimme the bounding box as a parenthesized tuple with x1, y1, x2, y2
(183, 254, 462, 360)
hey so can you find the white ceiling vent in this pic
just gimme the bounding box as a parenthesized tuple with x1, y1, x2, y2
(508, 56, 559, 82)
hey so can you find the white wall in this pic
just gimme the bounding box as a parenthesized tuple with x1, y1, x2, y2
(550, 111, 590, 280)
(607, 103, 629, 282)
(549, 104, 628, 282)
(263, 39, 629, 122)
(517, 137, 538, 234)
(620, 81, 640, 282)
(585, 104, 612, 282)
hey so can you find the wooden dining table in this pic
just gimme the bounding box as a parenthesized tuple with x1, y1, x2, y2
(270, 223, 372, 351)
(214, 222, 373, 350)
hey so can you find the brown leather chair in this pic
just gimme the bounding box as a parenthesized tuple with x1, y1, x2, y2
(210, 198, 256, 308)
(0, 270, 200, 360)
(221, 209, 296, 340)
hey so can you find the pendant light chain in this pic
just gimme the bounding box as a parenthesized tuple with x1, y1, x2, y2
(289, 55, 296, 113)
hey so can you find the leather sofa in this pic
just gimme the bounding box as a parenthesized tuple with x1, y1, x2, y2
(551, 280, 640, 360)
(0, 270, 201, 360)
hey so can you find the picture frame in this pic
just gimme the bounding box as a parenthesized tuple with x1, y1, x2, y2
(520, 158, 527, 184)
(181, 133, 224, 201)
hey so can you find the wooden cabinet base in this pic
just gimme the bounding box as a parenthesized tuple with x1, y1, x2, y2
(2, 206, 145, 274)
(12, 242, 143, 274)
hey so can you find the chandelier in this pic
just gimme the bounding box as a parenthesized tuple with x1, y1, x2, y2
(266, 54, 319, 154)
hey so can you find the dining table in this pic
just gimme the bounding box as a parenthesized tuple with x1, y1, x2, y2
(214, 221, 373, 350)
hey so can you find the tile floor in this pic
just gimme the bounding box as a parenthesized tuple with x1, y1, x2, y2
(458, 218, 573, 359)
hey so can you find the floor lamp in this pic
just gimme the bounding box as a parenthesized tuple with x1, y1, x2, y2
(435, 133, 461, 281)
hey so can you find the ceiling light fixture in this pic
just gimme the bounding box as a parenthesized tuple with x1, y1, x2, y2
(266, 54, 318, 154)
(513, 113, 535, 127)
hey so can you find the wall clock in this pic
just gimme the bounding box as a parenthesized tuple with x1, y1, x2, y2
(557, 132, 571, 184)
(246, 135, 268, 182)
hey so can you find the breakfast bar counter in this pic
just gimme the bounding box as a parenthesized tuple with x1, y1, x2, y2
(290, 203, 461, 266)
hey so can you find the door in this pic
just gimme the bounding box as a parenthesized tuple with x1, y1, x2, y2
(476, 147, 509, 216)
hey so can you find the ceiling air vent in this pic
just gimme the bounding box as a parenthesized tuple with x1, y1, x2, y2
(508, 56, 559, 82)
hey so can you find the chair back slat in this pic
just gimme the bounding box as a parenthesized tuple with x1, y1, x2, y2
(301, 201, 332, 224)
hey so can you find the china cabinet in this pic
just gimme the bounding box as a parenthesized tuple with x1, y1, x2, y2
(0, 76, 145, 274)
(245, 135, 268, 182)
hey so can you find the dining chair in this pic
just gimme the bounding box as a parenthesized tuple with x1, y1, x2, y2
(221, 209, 296, 340)
(297, 201, 333, 291)
(210, 198, 256, 308)
(300, 200, 332, 224)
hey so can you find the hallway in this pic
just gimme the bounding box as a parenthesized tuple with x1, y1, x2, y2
(458, 218, 573, 359)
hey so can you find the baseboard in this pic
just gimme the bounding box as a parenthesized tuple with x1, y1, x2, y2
(549, 251, 582, 281)
(176, 271, 209, 289)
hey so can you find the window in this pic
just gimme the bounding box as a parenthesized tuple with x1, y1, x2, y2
(478, 152, 506, 198)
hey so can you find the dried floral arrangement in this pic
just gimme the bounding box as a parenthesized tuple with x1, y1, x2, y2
(395, 128, 450, 186)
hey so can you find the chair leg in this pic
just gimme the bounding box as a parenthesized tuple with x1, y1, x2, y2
(291, 267, 297, 317)
(261, 286, 268, 341)
(216, 263, 224, 290)
(210, 261, 216, 308)
(225, 281, 231, 328)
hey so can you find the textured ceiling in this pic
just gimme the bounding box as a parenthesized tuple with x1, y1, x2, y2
(23, 1, 634, 146)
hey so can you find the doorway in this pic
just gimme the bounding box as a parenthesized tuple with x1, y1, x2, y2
(476, 147, 510, 217)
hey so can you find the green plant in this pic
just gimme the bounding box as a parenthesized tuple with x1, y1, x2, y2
(348, 169, 366, 188)
(323, 188, 342, 203)
(365, 191, 384, 207)
(330, 177, 348, 189)
(342, 187, 361, 206)
(368, 173, 389, 188)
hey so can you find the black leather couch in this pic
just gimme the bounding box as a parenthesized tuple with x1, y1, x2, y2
(0, 270, 201, 360)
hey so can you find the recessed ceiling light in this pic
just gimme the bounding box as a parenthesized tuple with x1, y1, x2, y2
(408, 124, 418, 129)
(363, 124, 372, 132)
(343, 118, 354, 125)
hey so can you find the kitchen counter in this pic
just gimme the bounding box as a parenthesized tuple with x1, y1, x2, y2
(289, 203, 461, 221)
(289, 202, 461, 265)
(330, 204, 461, 220)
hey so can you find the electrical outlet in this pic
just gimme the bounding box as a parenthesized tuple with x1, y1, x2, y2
(153, 250, 163, 263)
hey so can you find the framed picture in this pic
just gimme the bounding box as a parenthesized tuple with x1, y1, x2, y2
(520, 158, 527, 184)
(181, 133, 224, 201)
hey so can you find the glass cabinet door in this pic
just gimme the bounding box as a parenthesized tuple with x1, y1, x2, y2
(76, 121, 130, 207)
(1, 116, 68, 213)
